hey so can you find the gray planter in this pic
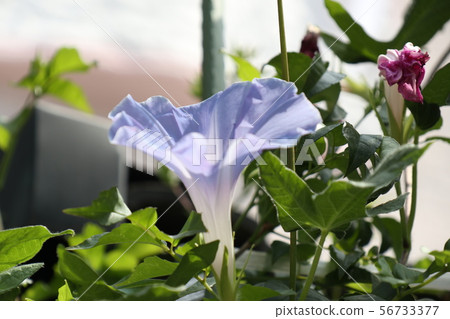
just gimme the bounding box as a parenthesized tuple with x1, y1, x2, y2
(0, 101, 127, 231)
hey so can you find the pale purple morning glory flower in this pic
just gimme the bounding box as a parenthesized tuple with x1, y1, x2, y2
(378, 42, 430, 103)
(108, 78, 321, 298)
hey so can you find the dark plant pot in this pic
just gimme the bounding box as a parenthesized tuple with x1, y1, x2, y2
(0, 101, 127, 231)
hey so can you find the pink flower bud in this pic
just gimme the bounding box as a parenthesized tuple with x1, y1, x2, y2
(378, 42, 430, 103)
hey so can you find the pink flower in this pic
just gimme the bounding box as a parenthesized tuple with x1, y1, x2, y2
(378, 42, 430, 103)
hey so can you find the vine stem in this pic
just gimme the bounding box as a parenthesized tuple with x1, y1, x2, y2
(233, 190, 258, 232)
(394, 267, 448, 301)
(299, 230, 328, 301)
(407, 129, 419, 235)
(277, 0, 297, 300)
(396, 181, 410, 264)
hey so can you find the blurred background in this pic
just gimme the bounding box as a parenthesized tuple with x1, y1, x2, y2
(0, 0, 449, 261)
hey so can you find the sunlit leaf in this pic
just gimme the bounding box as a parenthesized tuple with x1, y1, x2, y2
(117, 257, 178, 288)
(48, 47, 94, 77)
(45, 78, 93, 113)
(63, 187, 131, 226)
(57, 280, 74, 301)
(166, 241, 219, 287)
(225, 52, 260, 81)
(0, 263, 43, 294)
(0, 226, 73, 272)
(259, 152, 373, 232)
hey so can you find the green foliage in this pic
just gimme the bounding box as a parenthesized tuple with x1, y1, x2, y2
(366, 193, 409, 217)
(423, 63, 450, 106)
(268, 52, 312, 91)
(259, 151, 373, 233)
(0, 263, 43, 294)
(342, 123, 382, 175)
(323, 0, 450, 63)
(57, 280, 74, 301)
(17, 47, 95, 112)
(117, 257, 178, 288)
(2, 0, 449, 302)
(166, 241, 219, 287)
(64, 187, 131, 226)
(225, 52, 261, 81)
(237, 284, 279, 301)
(0, 226, 73, 272)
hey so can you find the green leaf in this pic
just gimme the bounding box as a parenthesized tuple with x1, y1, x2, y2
(390, 0, 450, 49)
(259, 152, 373, 232)
(407, 101, 441, 130)
(68, 223, 162, 250)
(323, 0, 450, 64)
(429, 250, 450, 267)
(0, 226, 73, 272)
(237, 284, 280, 301)
(45, 78, 93, 113)
(117, 256, 178, 288)
(366, 193, 408, 216)
(127, 207, 173, 244)
(175, 234, 201, 256)
(63, 187, 131, 226)
(166, 241, 219, 287)
(0, 263, 44, 294)
(425, 136, 450, 144)
(123, 284, 182, 301)
(307, 70, 345, 98)
(57, 245, 99, 285)
(379, 136, 400, 158)
(267, 52, 312, 91)
(225, 52, 260, 81)
(67, 223, 105, 271)
(75, 282, 123, 301)
(309, 122, 346, 145)
(47, 48, 94, 77)
(0, 123, 10, 151)
(0, 288, 20, 301)
(297, 243, 317, 262)
(270, 241, 290, 265)
(324, 0, 384, 62)
(57, 280, 74, 301)
(321, 32, 370, 63)
(302, 57, 328, 94)
(173, 211, 207, 245)
(259, 152, 314, 232)
(329, 246, 364, 279)
(373, 217, 403, 260)
(342, 123, 382, 175)
(0, 107, 34, 190)
(423, 63, 450, 106)
(16, 56, 47, 91)
(365, 144, 429, 190)
(392, 263, 423, 284)
(367, 193, 408, 217)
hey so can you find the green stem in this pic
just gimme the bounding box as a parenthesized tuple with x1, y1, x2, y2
(299, 230, 328, 301)
(289, 231, 297, 300)
(233, 190, 258, 232)
(407, 130, 419, 234)
(277, 0, 290, 83)
(395, 181, 410, 264)
(394, 267, 448, 300)
(277, 0, 297, 300)
(369, 90, 389, 136)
